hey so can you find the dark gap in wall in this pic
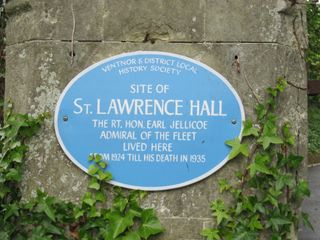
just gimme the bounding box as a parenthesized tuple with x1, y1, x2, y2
(69, 50, 76, 57)
(143, 33, 156, 44)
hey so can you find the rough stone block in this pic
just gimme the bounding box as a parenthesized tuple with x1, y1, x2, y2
(73, 0, 104, 41)
(6, 0, 72, 45)
(6, 0, 205, 45)
(6, 0, 308, 51)
(6, 42, 90, 201)
(5, 0, 105, 45)
(152, 217, 209, 240)
(205, 0, 308, 49)
(103, 0, 205, 42)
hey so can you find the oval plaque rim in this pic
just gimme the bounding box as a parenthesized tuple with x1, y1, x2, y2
(54, 51, 245, 191)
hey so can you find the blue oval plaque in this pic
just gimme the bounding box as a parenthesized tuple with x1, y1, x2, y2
(54, 51, 245, 190)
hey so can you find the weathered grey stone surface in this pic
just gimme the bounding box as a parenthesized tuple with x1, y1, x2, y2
(103, 0, 205, 42)
(299, 165, 320, 240)
(5, 0, 308, 47)
(5, 0, 308, 239)
(6, 0, 73, 44)
(205, 0, 308, 47)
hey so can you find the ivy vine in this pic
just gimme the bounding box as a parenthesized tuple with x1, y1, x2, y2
(201, 78, 312, 240)
(0, 79, 312, 240)
(0, 103, 164, 240)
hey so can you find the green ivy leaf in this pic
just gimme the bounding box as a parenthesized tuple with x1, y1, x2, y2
(113, 195, 129, 212)
(74, 208, 84, 219)
(95, 154, 102, 163)
(249, 154, 272, 177)
(301, 212, 314, 231)
(0, 231, 9, 240)
(276, 77, 287, 92)
(3, 203, 19, 221)
(138, 209, 165, 239)
(201, 229, 221, 240)
(244, 197, 256, 213)
(234, 231, 257, 240)
(9, 140, 21, 150)
(120, 231, 141, 240)
(42, 221, 62, 235)
(225, 138, 249, 160)
(98, 170, 112, 181)
(235, 202, 243, 215)
(276, 153, 286, 167)
(269, 218, 292, 231)
(287, 154, 304, 169)
(248, 215, 263, 230)
(255, 104, 267, 120)
(265, 194, 278, 207)
(275, 174, 294, 191)
(282, 122, 295, 145)
(96, 191, 106, 202)
(258, 135, 283, 150)
(0, 185, 10, 199)
(5, 168, 21, 181)
(218, 179, 231, 193)
(88, 154, 94, 161)
(10, 151, 23, 163)
(88, 164, 99, 175)
(88, 206, 101, 218)
(253, 203, 265, 214)
(88, 178, 100, 190)
(267, 97, 276, 111)
(294, 180, 311, 199)
(267, 87, 278, 97)
(242, 120, 259, 137)
(98, 161, 107, 169)
(37, 201, 56, 222)
(105, 211, 135, 239)
(82, 192, 96, 207)
(128, 190, 147, 205)
(271, 235, 282, 240)
(29, 225, 49, 239)
(211, 200, 229, 225)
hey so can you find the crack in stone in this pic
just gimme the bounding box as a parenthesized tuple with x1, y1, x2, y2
(299, 8, 308, 49)
(70, 0, 76, 65)
(287, 80, 307, 90)
(6, 39, 298, 48)
(292, 14, 305, 59)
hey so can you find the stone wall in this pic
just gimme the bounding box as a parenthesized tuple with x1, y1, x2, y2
(5, 1, 308, 239)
